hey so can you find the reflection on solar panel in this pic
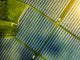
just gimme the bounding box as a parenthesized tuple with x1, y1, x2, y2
(60, 0, 80, 37)
(0, 0, 80, 60)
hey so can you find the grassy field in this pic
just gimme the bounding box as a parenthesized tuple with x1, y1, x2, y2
(0, 0, 7, 20)
(7, 0, 27, 23)
(0, 0, 27, 37)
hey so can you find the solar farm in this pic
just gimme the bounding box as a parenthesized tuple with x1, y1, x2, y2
(0, 0, 80, 60)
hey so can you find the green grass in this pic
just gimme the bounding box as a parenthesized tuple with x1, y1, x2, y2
(7, 0, 27, 23)
(0, 0, 7, 20)
(0, 0, 27, 38)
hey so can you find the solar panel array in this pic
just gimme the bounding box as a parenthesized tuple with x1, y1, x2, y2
(20, 0, 70, 21)
(0, 38, 34, 60)
(1, 0, 80, 60)
(60, 0, 80, 37)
